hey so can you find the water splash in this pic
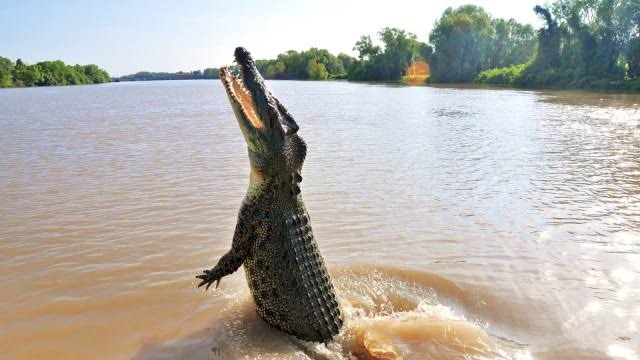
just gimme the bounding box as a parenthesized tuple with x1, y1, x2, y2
(135, 266, 529, 360)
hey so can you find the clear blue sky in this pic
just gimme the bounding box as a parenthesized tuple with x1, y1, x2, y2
(3, 0, 544, 76)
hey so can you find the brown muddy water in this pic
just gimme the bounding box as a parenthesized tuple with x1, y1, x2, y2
(1, 80, 639, 359)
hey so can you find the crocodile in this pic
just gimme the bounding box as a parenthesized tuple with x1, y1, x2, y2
(196, 47, 343, 343)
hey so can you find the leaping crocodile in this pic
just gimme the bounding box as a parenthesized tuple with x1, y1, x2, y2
(196, 47, 343, 343)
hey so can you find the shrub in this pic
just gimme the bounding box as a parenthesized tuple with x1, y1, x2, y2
(475, 63, 527, 85)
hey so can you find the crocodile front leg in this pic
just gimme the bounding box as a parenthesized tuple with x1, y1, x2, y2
(197, 203, 253, 290)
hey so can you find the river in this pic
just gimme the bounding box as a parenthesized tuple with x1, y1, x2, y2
(0, 80, 638, 359)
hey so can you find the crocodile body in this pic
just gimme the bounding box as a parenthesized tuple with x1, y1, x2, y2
(197, 47, 343, 343)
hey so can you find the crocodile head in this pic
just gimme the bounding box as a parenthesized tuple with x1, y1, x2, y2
(220, 47, 306, 183)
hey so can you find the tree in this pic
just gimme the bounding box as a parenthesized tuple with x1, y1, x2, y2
(266, 61, 286, 79)
(4, 58, 111, 87)
(348, 27, 424, 81)
(0, 57, 13, 87)
(305, 47, 344, 76)
(307, 59, 329, 80)
(12, 59, 42, 86)
(490, 18, 537, 68)
(337, 53, 356, 74)
(82, 64, 110, 83)
(378, 27, 422, 79)
(354, 35, 381, 60)
(203, 68, 220, 79)
(36, 60, 69, 85)
(253, 48, 345, 80)
(629, 37, 640, 78)
(479, 0, 635, 88)
(429, 5, 496, 82)
(551, 0, 624, 79)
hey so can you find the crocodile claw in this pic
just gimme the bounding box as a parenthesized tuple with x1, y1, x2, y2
(196, 269, 221, 290)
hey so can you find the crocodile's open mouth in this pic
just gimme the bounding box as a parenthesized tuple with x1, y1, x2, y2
(219, 47, 299, 148)
(220, 66, 263, 130)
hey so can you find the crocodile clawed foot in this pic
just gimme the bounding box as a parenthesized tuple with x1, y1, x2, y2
(196, 269, 222, 290)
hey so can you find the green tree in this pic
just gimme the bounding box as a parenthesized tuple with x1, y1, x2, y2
(278, 50, 307, 79)
(82, 64, 110, 83)
(0, 57, 14, 87)
(306, 59, 329, 80)
(354, 35, 381, 60)
(70, 65, 92, 84)
(531, 5, 562, 68)
(266, 61, 286, 79)
(429, 5, 495, 82)
(203, 68, 220, 79)
(1, 58, 110, 87)
(628, 37, 640, 78)
(337, 53, 356, 74)
(549, 0, 619, 78)
(479, 0, 637, 88)
(619, 0, 640, 76)
(36, 60, 69, 85)
(349, 27, 424, 81)
(254, 48, 345, 80)
(378, 27, 423, 79)
(490, 18, 537, 68)
(12, 59, 43, 86)
(305, 48, 344, 76)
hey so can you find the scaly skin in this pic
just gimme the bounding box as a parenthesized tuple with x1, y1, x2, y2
(196, 47, 343, 343)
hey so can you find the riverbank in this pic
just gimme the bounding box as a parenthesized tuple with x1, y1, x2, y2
(0, 57, 110, 88)
(475, 62, 640, 92)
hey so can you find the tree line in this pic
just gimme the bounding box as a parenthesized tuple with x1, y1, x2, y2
(247, 0, 640, 90)
(0, 57, 110, 87)
(115, 0, 640, 91)
(243, 9, 537, 83)
(225, 8, 536, 84)
(12, 1, 637, 91)
(115, 68, 220, 82)
(477, 0, 640, 90)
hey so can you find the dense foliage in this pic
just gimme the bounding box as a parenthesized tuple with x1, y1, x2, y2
(475, 63, 528, 85)
(477, 0, 640, 89)
(255, 48, 347, 80)
(428, 5, 536, 83)
(249, 1, 640, 90)
(348, 28, 431, 81)
(116, 68, 220, 82)
(251, 16, 534, 83)
(350, 29, 424, 80)
(0, 57, 110, 87)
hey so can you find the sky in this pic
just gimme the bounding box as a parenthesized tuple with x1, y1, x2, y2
(2, 0, 545, 76)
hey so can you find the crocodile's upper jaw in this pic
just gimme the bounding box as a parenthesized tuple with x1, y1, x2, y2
(220, 47, 298, 155)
